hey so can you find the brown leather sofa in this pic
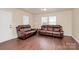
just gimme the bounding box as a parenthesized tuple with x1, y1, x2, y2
(38, 25, 64, 38)
(16, 25, 37, 40)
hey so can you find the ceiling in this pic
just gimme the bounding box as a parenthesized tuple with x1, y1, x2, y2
(21, 8, 72, 14)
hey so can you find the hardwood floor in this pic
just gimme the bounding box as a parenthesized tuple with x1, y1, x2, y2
(0, 34, 79, 50)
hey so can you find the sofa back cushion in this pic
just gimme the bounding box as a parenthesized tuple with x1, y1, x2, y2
(47, 25, 52, 31)
(16, 25, 31, 31)
(47, 27, 53, 31)
(20, 28, 31, 32)
(20, 28, 24, 32)
(43, 28, 47, 30)
(53, 28, 60, 32)
(53, 25, 61, 28)
(41, 25, 47, 30)
(53, 25, 62, 32)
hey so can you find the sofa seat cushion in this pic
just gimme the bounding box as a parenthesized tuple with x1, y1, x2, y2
(24, 28, 31, 31)
(18, 32, 25, 37)
(47, 27, 53, 31)
(39, 30, 46, 33)
(20, 28, 31, 32)
(53, 32, 61, 34)
(42, 28, 47, 30)
(39, 30, 53, 36)
(24, 30, 35, 35)
(45, 30, 53, 34)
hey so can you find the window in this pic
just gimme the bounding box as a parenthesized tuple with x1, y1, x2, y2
(23, 16, 29, 25)
(49, 16, 56, 25)
(41, 17, 48, 25)
(41, 16, 56, 25)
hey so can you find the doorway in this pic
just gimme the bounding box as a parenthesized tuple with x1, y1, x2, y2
(0, 10, 13, 42)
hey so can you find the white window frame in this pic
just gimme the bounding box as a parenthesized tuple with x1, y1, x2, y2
(41, 16, 48, 25)
(23, 15, 29, 25)
(48, 16, 56, 25)
(41, 16, 56, 25)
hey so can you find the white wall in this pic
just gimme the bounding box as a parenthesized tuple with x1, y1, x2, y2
(34, 10, 72, 36)
(0, 9, 34, 42)
(72, 9, 79, 41)
(12, 9, 34, 38)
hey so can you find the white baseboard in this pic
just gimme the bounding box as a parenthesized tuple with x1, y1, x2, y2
(72, 36, 79, 44)
(64, 34, 79, 44)
(0, 36, 17, 43)
(64, 34, 72, 36)
(12, 35, 17, 39)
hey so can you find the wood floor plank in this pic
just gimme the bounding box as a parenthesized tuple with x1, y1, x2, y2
(0, 34, 79, 50)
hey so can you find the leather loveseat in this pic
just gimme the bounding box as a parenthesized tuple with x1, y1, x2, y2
(16, 25, 37, 40)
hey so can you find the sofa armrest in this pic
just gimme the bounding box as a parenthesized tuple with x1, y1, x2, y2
(59, 28, 64, 36)
(31, 28, 37, 30)
(17, 31, 25, 36)
(60, 29, 64, 32)
(37, 29, 42, 33)
(59, 29, 64, 34)
(38, 29, 41, 30)
(38, 29, 42, 31)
